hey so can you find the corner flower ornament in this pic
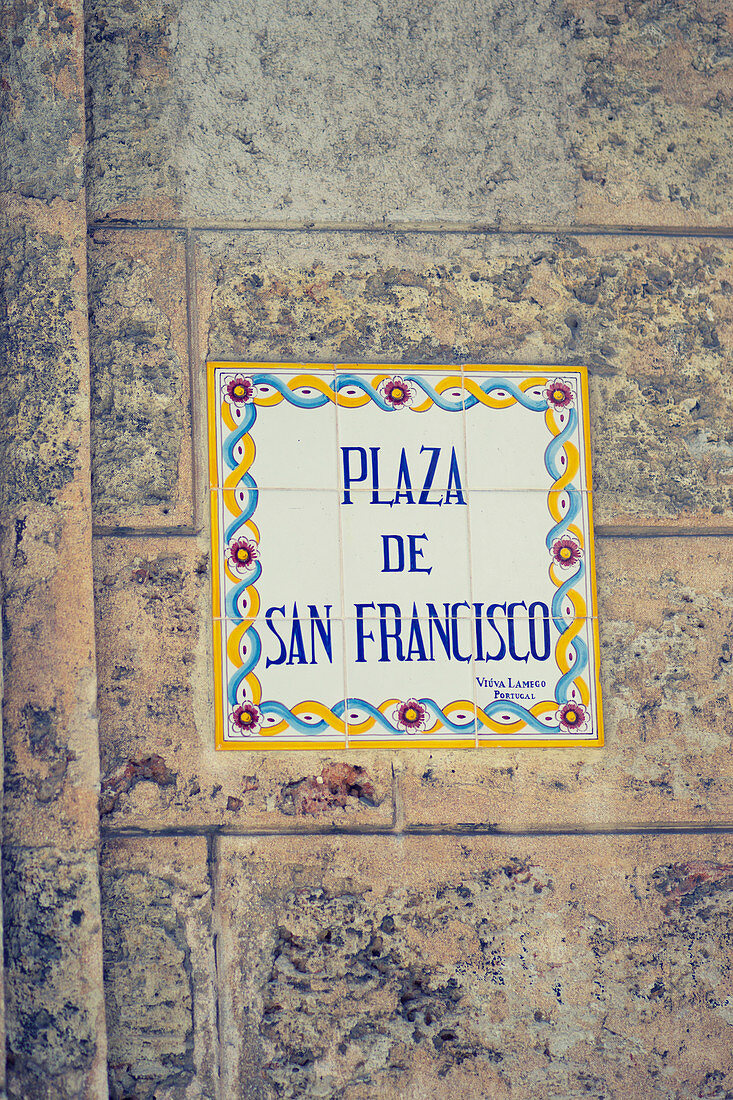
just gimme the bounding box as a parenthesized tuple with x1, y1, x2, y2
(551, 535, 583, 570)
(545, 378, 574, 409)
(380, 375, 413, 409)
(230, 701, 262, 736)
(225, 374, 254, 405)
(393, 698, 429, 733)
(227, 537, 259, 574)
(556, 701, 590, 734)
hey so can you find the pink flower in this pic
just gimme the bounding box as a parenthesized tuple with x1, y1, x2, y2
(230, 702, 261, 735)
(393, 698, 428, 733)
(545, 378, 574, 409)
(551, 536, 583, 569)
(380, 375, 413, 409)
(556, 701, 590, 733)
(228, 537, 259, 573)
(226, 375, 254, 405)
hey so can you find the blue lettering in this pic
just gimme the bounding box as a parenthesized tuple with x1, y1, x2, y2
(264, 606, 287, 668)
(445, 446, 466, 505)
(528, 601, 551, 661)
(341, 447, 367, 503)
(355, 603, 375, 662)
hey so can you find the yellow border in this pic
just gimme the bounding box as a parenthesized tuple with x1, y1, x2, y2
(208, 362, 603, 750)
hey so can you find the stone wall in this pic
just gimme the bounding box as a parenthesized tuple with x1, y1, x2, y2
(1, 0, 732, 1097)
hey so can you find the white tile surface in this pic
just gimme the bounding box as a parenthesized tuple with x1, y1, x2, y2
(211, 364, 600, 747)
(219, 616, 347, 744)
(475, 616, 600, 742)
(468, 489, 595, 620)
(335, 369, 468, 493)
(344, 613, 477, 743)
(215, 488, 344, 619)
(340, 488, 470, 615)
(463, 368, 590, 491)
(212, 366, 339, 489)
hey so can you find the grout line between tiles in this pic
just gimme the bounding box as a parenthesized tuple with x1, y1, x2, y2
(461, 365, 480, 749)
(333, 366, 350, 749)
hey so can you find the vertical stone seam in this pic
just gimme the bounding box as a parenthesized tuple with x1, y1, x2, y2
(0, 0, 108, 1093)
(185, 229, 206, 535)
(0, 609, 5, 1100)
(207, 832, 224, 1100)
(392, 760, 405, 834)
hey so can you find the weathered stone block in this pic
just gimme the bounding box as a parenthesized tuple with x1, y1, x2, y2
(0, 205, 103, 850)
(0, 503, 102, 848)
(85, 0, 733, 226)
(100, 836, 217, 1100)
(401, 536, 733, 830)
(0, 151, 107, 1100)
(84, 0, 183, 221)
(3, 845, 107, 1100)
(86, 0, 580, 225)
(93, 536, 395, 830)
(195, 230, 733, 528)
(0, 210, 89, 513)
(88, 229, 194, 529)
(174, 0, 581, 227)
(92, 531, 733, 830)
(216, 833, 733, 1099)
(0, 198, 108, 1095)
(0, 0, 86, 202)
(564, 0, 733, 228)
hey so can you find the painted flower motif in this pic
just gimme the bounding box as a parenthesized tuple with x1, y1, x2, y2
(380, 375, 413, 409)
(230, 701, 261, 736)
(228, 537, 259, 573)
(393, 698, 429, 733)
(226, 375, 254, 405)
(545, 378, 574, 409)
(551, 535, 583, 570)
(556, 701, 590, 733)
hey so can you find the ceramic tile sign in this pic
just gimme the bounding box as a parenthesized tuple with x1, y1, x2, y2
(208, 363, 603, 750)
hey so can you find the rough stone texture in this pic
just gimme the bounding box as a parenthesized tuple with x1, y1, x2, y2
(85, 0, 580, 225)
(93, 536, 395, 830)
(217, 833, 733, 1099)
(174, 0, 581, 227)
(0, 501, 101, 844)
(0, 211, 102, 850)
(0, 620, 5, 1099)
(0, 0, 86, 202)
(0, 0, 108, 1091)
(401, 537, 733, 829)
(88, 228, 194, 529)
(101, 837, 218, 1100)
(565, 0, 733, 228)
(0, 205, 108, 1089)
(0, 212, 89, 513)
(84, 0, 733, 226)
(92, 533, 732, 830)
(196, 230, 733, 529)
(84, 0, 184, 221)
(3, 846, 106, 1100)
(7, 3, 733, 1096)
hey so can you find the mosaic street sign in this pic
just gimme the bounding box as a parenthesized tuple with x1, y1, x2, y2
(208, 363, 603, 749)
